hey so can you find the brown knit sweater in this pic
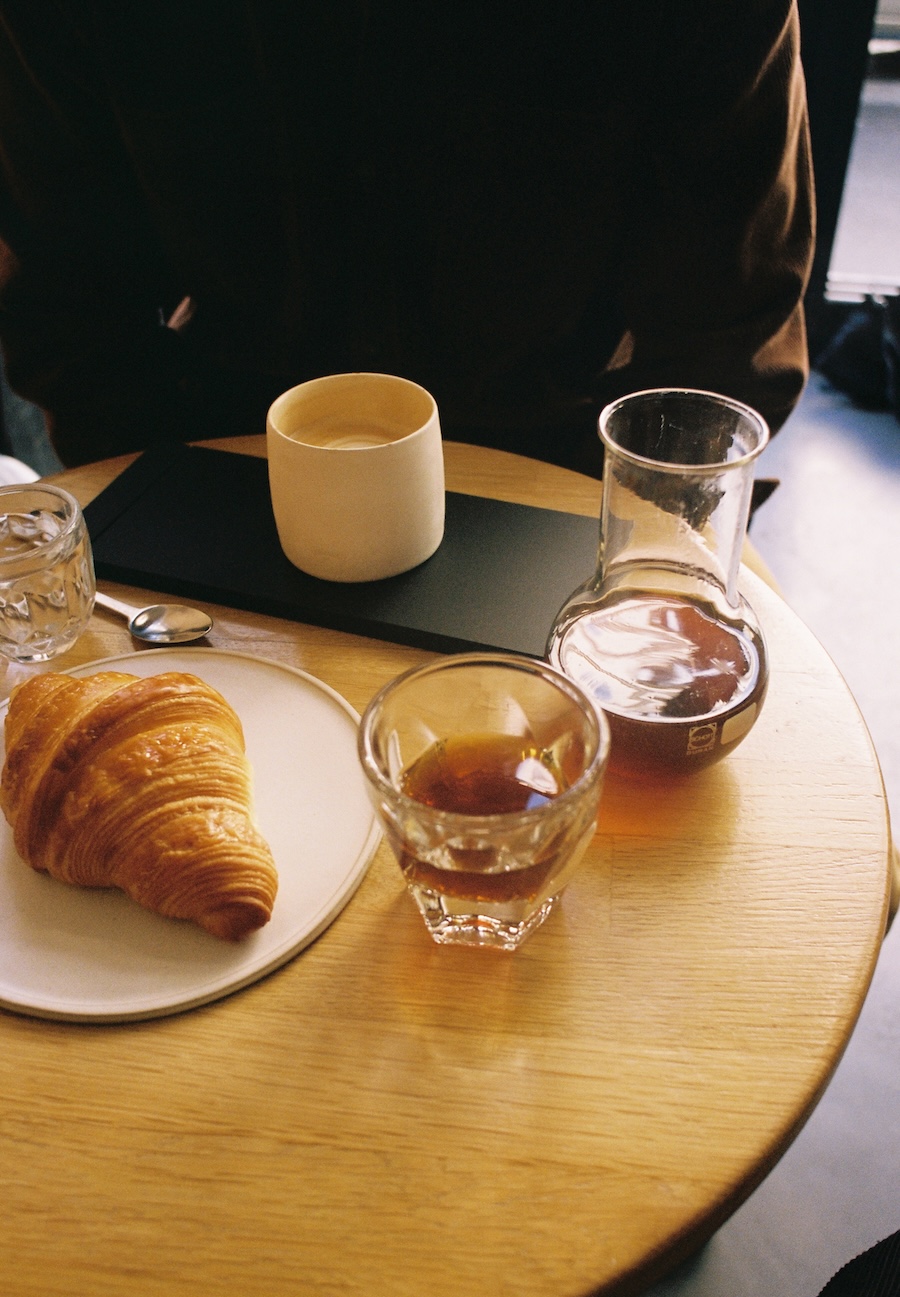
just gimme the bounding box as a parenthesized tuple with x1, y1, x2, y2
(0, 0, 814, 469)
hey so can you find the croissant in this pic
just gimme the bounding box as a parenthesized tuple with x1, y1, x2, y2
(0, 670, 278, 941)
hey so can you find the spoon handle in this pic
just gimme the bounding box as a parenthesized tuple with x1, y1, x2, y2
(93, 590, 137, 622)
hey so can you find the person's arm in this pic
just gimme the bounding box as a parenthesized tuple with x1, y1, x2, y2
(599, 0, 814, 437)
(0, 3, 192, 466)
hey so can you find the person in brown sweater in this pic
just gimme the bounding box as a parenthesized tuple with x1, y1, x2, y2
(0, 1, 813, 470)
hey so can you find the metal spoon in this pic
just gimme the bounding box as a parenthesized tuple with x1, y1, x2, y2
(93, 590, 213, 644)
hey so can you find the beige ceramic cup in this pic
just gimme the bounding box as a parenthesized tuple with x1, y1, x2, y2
(267, 372, 445, 582)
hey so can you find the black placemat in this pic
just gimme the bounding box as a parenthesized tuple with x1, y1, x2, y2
(83, 442, 599, 658)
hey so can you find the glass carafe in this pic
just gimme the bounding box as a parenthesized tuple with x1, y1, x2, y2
(547, 388, 770, 777)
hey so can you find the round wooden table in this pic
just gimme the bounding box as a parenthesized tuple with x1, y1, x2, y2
(0, 438, 891, 1297)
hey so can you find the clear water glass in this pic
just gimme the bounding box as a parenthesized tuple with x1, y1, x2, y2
(0, 483, 96, 662)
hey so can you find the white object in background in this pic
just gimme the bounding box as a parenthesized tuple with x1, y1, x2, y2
(0, 455, 39, 485)
(267, 371, 445, 582)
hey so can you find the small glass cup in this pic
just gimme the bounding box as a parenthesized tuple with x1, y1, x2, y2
(547, 389, 769, 777)
(358, 653, 610, 950)
(0, 483, 96, 662)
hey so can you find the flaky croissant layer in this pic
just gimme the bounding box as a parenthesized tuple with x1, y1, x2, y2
(0, 670, 278, 940)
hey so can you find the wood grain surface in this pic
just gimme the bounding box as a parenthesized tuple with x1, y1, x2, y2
(0, 439, 890, 1297)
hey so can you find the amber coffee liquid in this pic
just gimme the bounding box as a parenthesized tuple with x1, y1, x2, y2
(397, 733, 569, 903)
(549, 591, 767, 776)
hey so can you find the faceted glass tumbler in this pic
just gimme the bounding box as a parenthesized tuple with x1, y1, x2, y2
(358, 653, 610, 950)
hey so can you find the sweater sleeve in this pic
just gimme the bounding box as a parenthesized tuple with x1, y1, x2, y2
(598, 0, 814, 437)
(0, 3, 195, 466)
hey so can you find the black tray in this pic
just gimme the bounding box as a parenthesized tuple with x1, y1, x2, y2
(83, 442, 599, 658)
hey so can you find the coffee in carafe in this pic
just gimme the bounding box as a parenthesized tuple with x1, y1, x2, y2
(547, 388, 770, 777)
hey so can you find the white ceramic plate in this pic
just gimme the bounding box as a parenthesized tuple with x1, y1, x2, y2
(0, 648, 381, 1022)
